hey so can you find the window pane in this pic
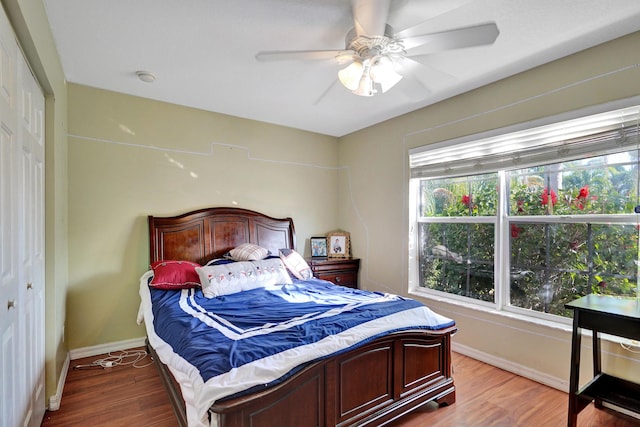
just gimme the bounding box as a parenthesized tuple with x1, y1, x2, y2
(420, 173, 498, 217)
(418, 223, 495, 302)
(510, 222, 639, 316)
(508, 152, 638, 216)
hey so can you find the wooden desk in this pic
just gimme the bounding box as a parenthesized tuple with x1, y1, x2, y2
(565, 295, 640, 426)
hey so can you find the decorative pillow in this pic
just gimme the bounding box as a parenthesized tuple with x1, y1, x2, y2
(205, 258, 234, 266)
(279, 248, 313, 280)
(149, 260, 201, 290)
(196, 258, 292, 298)
(227, 243, 270, 261)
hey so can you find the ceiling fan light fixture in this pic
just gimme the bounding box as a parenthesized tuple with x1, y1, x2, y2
(370, 55, 402, 93)
(338, 61, 364, 91)
(339, 54, 402, 96)
(352, 63, 375, 97)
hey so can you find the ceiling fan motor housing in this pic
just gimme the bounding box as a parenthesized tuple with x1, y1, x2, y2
(345, 25, 404, 59)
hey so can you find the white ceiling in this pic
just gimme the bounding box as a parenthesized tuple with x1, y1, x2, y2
(43, 0, 640, 137)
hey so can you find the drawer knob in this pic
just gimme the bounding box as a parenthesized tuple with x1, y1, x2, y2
(335, 276, 341, 283)
(27, 282, 33, 290)
(7, 300, 16, 310)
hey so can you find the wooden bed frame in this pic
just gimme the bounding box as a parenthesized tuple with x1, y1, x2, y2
(146, 207, 456, 427)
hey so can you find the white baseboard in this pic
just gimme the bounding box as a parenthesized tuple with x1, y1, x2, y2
(47, 338, 147, 411)
(69, 336, 147, 360)
(47, 352, 70, 411)
(452, 342, 569, 393)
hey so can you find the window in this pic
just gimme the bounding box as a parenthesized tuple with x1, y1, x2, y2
(417, 174, 498, 304)
(409, 104, 640, 322)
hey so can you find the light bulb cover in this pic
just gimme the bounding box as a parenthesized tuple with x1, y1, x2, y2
(370, 56, 402, 93)
(338, 61, 364, 91)
(352, 63, 375, 97)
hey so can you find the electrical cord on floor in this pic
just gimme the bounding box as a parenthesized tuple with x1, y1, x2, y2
(73, 349, 153, 369)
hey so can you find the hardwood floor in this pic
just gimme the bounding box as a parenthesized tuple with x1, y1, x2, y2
(387, 353, 639, 427)
(41, 348, 639, 427)
(40, 347, 176, 427)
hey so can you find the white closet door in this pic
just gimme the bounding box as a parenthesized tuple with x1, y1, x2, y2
(0, 5, 45, 427)
(17, 48, 46, 427)
(0, 6, 20, 427)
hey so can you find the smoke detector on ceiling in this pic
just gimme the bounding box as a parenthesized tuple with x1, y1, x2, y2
(136, 71, 156, 83)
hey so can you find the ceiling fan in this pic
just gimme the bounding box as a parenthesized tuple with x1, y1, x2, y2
(255, 0, 499, 98)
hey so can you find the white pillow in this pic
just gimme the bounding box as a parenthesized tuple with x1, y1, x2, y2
(228, 243, 270, 261)
(196, 258, 292, 298)
(279, 249, 313, 280)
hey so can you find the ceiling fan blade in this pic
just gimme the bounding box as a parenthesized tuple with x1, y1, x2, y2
(394, 56, 455, 98)
(393, 0, 474, 38)
(351, 0, 390, 36)
(400, 22, 499, 53)
(398, 73, 431, 101)
(256, 49, 355, 62)
(313, 79, 341, 106)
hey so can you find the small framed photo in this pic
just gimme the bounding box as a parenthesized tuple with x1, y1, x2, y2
(310, 237, 327, 257)
(327, 231, 350, 258)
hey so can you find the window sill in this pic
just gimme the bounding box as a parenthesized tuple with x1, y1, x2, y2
(409, 287, 572, 333)
(409, 288, 640, 347)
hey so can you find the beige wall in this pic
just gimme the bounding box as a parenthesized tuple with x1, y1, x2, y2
(66, 84, 339, 349)
(338, 31, 640, 389)
(2, 0, 69, 403)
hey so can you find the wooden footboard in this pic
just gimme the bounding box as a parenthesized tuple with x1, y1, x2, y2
(149, 327, 456, 427)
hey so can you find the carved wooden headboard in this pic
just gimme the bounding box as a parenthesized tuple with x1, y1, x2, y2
(148, 207, 296, 264)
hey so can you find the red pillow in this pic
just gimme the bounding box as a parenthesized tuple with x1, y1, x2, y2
(149, 260, 201, 290)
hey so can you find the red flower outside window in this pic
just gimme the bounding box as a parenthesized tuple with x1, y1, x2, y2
(510, 224, 522, 238)
(578, 186, 589, 199)
(541, 188, 557, 206)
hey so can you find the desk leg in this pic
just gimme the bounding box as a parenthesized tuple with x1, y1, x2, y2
(592, 329, 601, 375)
(592, 329, 602, 409)
(568, 312, 581, 427)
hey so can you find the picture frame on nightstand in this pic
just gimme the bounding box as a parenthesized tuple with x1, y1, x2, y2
(327, 231, 350, 258)
(310, 236, 328, 257)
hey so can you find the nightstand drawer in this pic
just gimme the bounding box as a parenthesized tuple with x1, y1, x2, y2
(309, 260, 360, 274)
(306, 257, 360, 289)
(315, 271, 357, 288)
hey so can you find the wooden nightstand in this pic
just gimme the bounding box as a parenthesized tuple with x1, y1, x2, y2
(306, 257, 360, 289)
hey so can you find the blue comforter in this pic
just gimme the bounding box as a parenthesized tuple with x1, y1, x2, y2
(142, 276, 454, 426)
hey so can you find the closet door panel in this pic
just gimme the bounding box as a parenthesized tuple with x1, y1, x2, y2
(17, 50, 45, 427)
(0, 7, 20, 427)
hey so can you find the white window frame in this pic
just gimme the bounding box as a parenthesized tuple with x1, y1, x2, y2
(408, 97, 640, 326)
